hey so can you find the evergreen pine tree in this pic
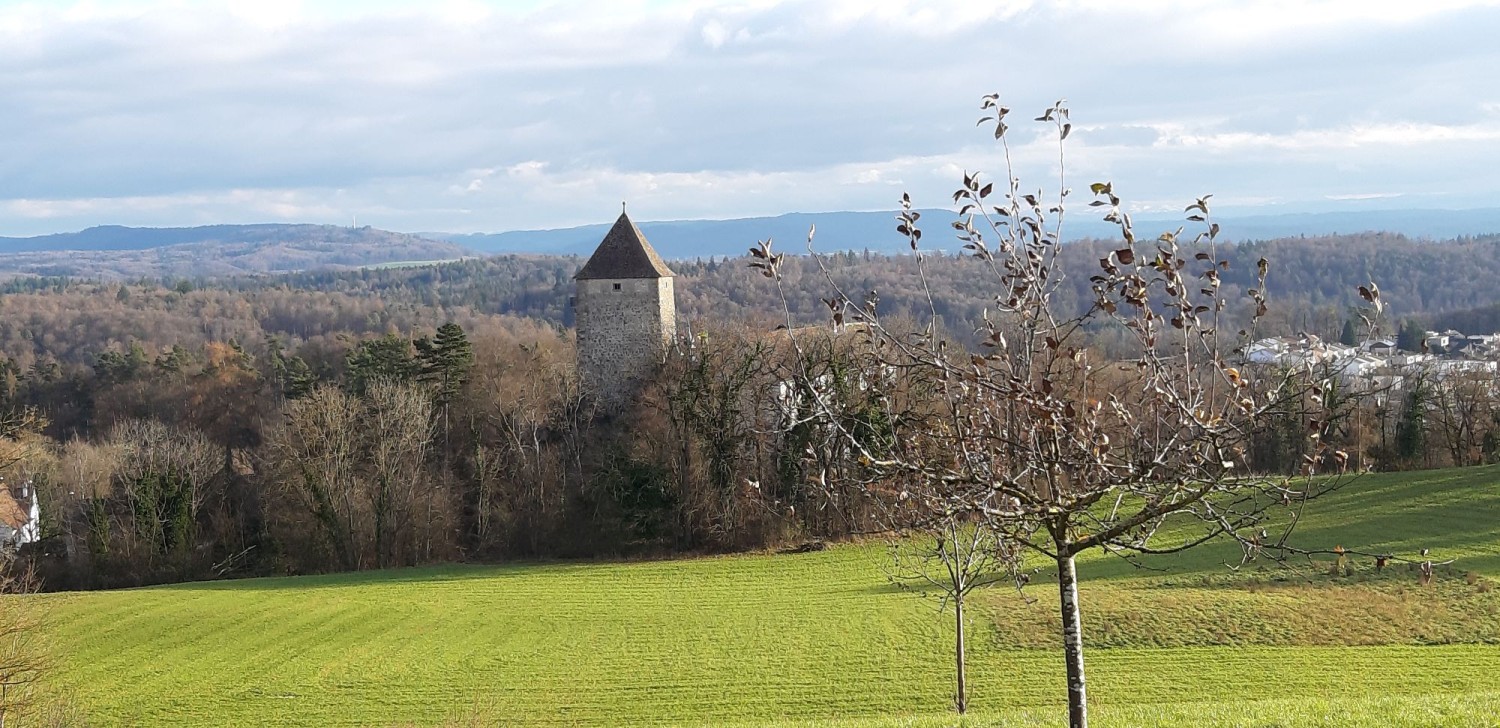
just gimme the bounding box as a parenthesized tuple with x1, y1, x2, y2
(1396, 319, 1426, 353)
(1339, 318, 1357, 346)
(346, 334, 418, 395)
(417, 322, 474, 460)
(264, 335, 289, 392)
(282, 356, 317, 400)
(1395, 378, 1428, 465)
(417, 322, 474, 405)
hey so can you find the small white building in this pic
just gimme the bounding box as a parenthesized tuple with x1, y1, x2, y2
(1423, 359, 1499, 377)
(0, 478, 40, 547)
(1247, 334, 1355, 368)
(1332, 352, 1384, 378)
(1247, 336, 1316, 366)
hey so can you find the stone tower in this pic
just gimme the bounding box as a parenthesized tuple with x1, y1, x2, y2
(573, 210, 677, 406)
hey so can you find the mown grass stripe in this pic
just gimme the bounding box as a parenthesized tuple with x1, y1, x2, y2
(27, 466, 1500, 726)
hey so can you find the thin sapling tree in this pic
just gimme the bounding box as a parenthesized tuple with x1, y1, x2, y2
(752, 95, 1360, 727)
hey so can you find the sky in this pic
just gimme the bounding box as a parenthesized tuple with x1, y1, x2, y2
(2, 0, 1499, 236)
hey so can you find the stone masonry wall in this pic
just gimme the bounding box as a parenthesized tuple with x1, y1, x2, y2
(575, 277, 677, 405)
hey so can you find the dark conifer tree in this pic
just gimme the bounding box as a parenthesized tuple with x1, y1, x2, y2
(346, 334, 418, 395)
(416, 322, 474, 457)
(1396, 319, 1426, 353)
(417, 322, 475, 406)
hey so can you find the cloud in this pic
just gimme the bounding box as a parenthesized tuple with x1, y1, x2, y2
(1, 0, 1498, 235)
(2, 188, 343, 224)
(700, 18, 729, 48)
(1143, 120, 1500, 153)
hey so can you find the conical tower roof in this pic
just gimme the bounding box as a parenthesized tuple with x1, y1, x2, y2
(574, 212, 674, 280)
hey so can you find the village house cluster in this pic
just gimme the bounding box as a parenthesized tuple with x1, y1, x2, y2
(1245, 329, 1500, 392)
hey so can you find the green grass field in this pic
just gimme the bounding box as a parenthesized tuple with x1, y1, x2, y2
(30, 466, 1500, 726)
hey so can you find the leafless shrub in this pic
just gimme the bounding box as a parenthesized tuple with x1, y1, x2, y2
(754, 94, 1372, 727)
(107, 419, 221, 567)
(0, 557, 51, 727)
(267, 380, 452, 571)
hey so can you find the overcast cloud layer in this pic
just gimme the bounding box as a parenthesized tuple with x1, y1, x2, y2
(2, 0, 1499, 236)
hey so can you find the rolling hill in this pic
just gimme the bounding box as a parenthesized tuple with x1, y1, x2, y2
(430, 207, 1500, 258)
(0, 224, 469, 279)
(28, 466, 1500, 726)
(6, 206, 1500, 280)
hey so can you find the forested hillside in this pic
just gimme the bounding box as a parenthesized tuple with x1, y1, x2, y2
(226, 231, 1500, 343)
(1, 229, 1499, 590)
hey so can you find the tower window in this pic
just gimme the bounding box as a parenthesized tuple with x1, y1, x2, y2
(613, 283, 622, 291)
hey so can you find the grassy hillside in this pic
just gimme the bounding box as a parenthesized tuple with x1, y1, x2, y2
(30, 466, 1500, 726)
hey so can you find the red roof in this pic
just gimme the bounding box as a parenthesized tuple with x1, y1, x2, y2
(0, 486, 30, 531)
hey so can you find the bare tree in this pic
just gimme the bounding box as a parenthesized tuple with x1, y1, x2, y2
(269, 380, 446, 569)
(753, 95, 1357, 727)
(108, 419, 222, 566)
(468, 443, 503, 547)
(0, 556, 46, 728)
(364, 378, 435, 566)
(269, 385, 364, 569)
(888, 521, 1018, 714)
(468, 339, 579, 550)
(657, 327, 778, 549)
(1428, 370, 1498, 467)
(49, 439, 122, 570)
(0, 410, 44, 476)
(0, 415, 53, 726)
(53, 440, 117, 502)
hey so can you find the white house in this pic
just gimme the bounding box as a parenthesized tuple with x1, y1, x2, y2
(1331, 353, 1388, 388)
(0, 478, 40, 547)
(1247, 334, 1356, 368)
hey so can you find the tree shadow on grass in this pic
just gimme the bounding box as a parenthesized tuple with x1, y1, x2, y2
(850, 581, 911, 596)
(1068, 465, 1500, 585)
(161, 560, 627, 592)
(161, 465, 1500, 595)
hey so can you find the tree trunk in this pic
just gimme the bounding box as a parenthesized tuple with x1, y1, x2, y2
(954, 593, 967, 714)
(374, 482, 389, 569)
(1058, 550, 1087, 728)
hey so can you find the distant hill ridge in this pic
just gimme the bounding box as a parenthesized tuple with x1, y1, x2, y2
(0, 223, 447, 253)
(4, 208, 1499, 279)
(429, 207, 1500, 259)
(7, 207, 1500, 260)
(0, 224, 468, 279)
